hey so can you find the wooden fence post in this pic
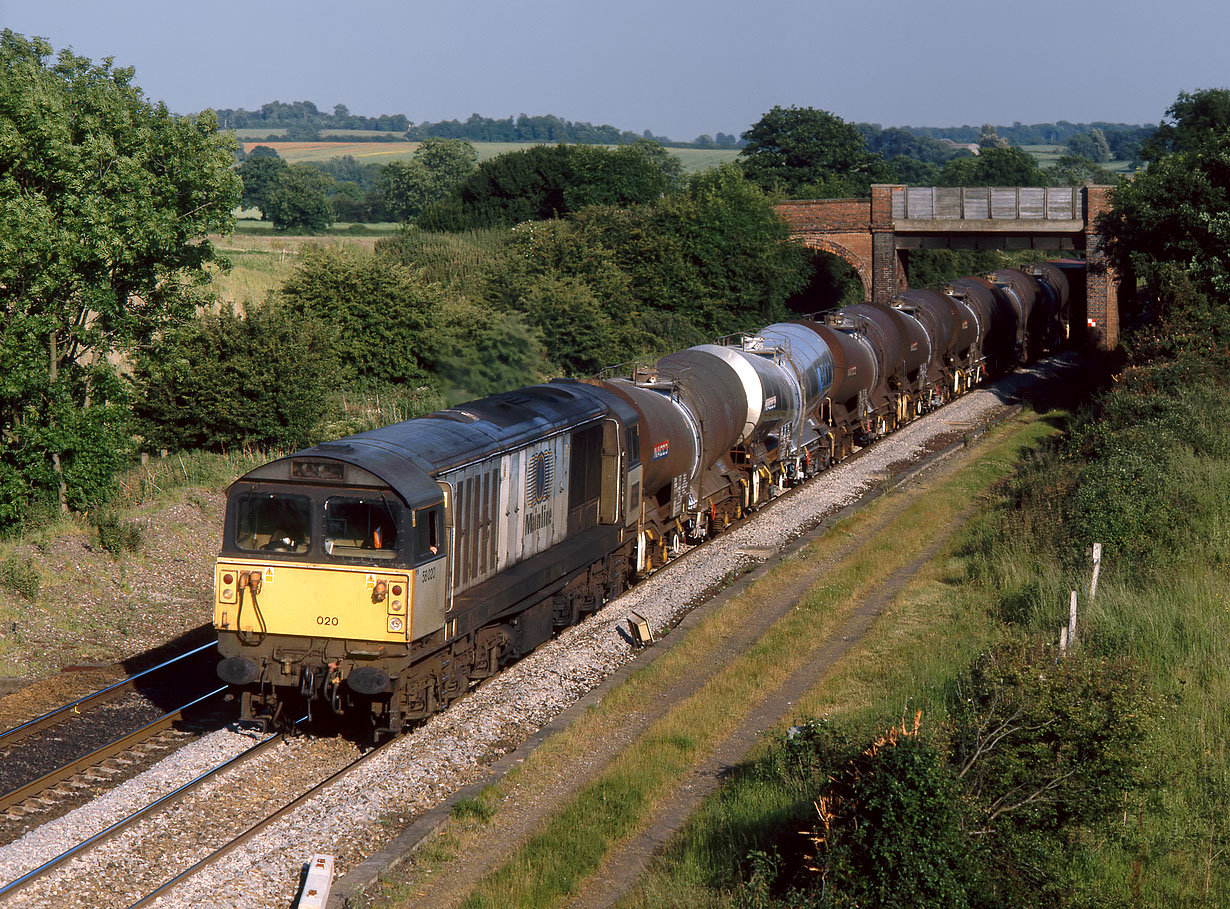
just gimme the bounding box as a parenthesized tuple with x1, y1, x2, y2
(1089, 543, 1103, 601)
(1069, 590, 1078, 649)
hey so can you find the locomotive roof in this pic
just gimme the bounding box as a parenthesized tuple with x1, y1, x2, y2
(238, 380, 628, 507)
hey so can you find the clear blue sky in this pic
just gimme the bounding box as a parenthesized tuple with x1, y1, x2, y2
(3, 0, 1225, 141)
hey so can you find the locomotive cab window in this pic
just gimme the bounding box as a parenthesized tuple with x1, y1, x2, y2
(235, 492, 312, 554)
(323, 496, 401, 560)
(415, 506, 442, 562)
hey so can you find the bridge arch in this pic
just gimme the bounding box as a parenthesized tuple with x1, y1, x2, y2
(798, 236, 872, 302)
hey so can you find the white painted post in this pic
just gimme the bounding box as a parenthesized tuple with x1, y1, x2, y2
(1089, 543, 1103, 601)
(1069, 590, 1078, 649)
(298, 854, 334, 909)
(1059, 626, 1068, 657)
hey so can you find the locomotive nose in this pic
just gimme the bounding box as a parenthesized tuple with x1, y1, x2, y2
(218, 656, 261, 686)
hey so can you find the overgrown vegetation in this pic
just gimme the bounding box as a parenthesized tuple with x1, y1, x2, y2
(627, 87, 1230, 908)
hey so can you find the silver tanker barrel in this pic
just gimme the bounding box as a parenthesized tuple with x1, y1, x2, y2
(758, 322, 837, 413)
(690, 342, 800, 454)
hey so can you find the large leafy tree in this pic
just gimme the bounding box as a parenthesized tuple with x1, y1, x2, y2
(934, 146, 1048, 187)
(1141, 88, 1230, 162)
(277, 247, 438, 389)
(265, 163, 334, 232)
(739, 105, 889, 197)
(237, 153, 288, 219)
(419, 141, 680, 230)
(1102, 87, 1230, 295)
(0, 31, 241, 525)
(380, 138, 478, 222)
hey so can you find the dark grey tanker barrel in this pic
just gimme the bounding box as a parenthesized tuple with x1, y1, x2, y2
(597, 378, 697, 500)
(949, 276, 1019, 371)
(893, 289, 957, 361)
(888, 306, 931, 377)
(655, 349, 749, 467)
(836, 302, 908, 388)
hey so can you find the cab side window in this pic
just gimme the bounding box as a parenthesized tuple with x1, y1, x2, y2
(416, 506, 442, 561)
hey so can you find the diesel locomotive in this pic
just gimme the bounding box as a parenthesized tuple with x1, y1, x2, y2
(214, 263, 1070, 736)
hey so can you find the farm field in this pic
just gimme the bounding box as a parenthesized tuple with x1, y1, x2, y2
(1021, 143, 1134, 172)
(237, 139, 741, 172)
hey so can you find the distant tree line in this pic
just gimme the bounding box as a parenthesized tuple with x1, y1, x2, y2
(214, 100, 409, 137)
(211, 99, 1154, 162)
(234, 105, 1137, 233)
(405, 112, 741, 149)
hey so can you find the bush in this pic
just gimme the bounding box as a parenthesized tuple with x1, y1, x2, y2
(278, 247, 438, 390)
(94, 513, 143, 556)
(801, 716, 978, 908)
(134, 302, 336, 452)
(0, 553, 39, 600)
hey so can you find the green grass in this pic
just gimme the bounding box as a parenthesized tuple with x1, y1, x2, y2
(1021, 144, 1134, 173)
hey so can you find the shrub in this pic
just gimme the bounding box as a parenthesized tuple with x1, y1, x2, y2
(94, 513, 143, 556)
(0, 554, 39, 600)
(133, 301, 336, 452)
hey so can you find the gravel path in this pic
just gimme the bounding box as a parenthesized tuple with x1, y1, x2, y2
(0, 358, 1076, 908)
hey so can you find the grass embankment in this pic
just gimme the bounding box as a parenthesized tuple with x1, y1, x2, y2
(645, 366, 1230, 905)
(367, 409, 1062, 908)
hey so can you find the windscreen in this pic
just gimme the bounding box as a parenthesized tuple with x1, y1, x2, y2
(323, 496, 401, 561)
(234, 492, 312, 554)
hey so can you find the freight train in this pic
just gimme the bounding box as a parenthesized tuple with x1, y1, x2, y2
(214, 264, 1070, 736)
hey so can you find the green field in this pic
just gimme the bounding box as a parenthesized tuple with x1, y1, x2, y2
(1021, 143, 1134, 172)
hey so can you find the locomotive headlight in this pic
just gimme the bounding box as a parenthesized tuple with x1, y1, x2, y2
(221, 588, 234, 602)
(388, 616, 404, 633)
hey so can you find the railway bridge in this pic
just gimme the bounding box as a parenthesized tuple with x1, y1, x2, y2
(775, 184, 1121, 350)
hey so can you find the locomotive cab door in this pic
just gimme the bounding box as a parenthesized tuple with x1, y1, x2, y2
(599, 419, 622, 525)
(411, 497, 448, 642)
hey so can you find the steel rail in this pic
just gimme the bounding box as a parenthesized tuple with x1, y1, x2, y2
(0, 641, 216, 748)
(0, 729, 286, 899)
(0, 686, 227, 814)
(126, 738, 393, 908)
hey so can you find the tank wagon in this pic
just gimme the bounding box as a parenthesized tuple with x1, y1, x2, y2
(214, 264, 1070, 736)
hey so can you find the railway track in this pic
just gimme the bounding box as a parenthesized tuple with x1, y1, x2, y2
(0, 644, 234, 843)
(0, 723, 379, 907)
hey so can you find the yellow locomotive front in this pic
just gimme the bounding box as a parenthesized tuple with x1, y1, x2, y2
(214, 452, 447, 733)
